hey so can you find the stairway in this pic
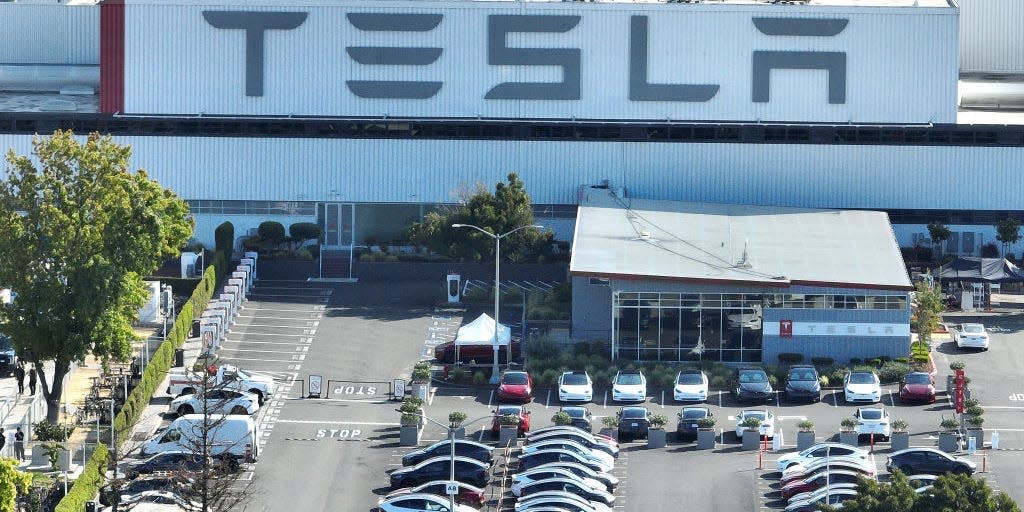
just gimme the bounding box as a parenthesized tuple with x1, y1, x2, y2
(319, 248, 351, 280)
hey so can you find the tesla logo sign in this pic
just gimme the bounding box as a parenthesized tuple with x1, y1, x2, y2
(780, 320, 793, 338)
(203, 11, 848, 102)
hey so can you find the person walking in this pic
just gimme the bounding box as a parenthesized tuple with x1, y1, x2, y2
(28, 366, 36, 395)
(13, 427, 25, 461)
(0, 428, 6, 456)
(13, 363, 25, 395)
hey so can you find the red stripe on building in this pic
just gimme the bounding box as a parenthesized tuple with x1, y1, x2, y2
(100, 0, 125, 113)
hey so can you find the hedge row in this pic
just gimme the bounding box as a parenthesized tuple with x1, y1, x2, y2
(57, 252, 226, 510)
(53, 444, 107, 512)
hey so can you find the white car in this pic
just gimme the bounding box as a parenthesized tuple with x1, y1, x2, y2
(844, 371, 882, 403)
(952, 323, 990, 350)
(379, 493, 478, 512)
(558, 371, 594, 403)
(511, 467, 606, 497)
(169, 388, 260, 416)
(781, 455, 877, 483)
(521, 439, 615, 469)
(526, 430, 619, 457)
(854, 407, 891, 440)
(734, 409, 774, 439)
(514, 491, 613, 512)
(611, 370, 646, 402)
(673, 370, 708, 402)
(776, 442, 869, 472)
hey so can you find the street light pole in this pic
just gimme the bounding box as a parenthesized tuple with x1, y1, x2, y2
(452, 223, 542, 384)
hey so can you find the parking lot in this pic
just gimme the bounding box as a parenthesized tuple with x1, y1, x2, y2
(198, 279, 1024, 512)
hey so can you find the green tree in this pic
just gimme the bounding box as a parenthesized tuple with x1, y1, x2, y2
(995, 217, 1021, 258)
(0, 457, 32, 512)
(821, 472, 917, 512)
(927, 221, 951, 260)
(913, 280, 945, 347)
(405, 173, 552, 262)
(0, 131, 193, 422)
(915, 473, 1020, 512)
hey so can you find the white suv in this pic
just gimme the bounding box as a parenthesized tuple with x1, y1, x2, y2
(611, 370, 646, 402)
(558, 371, 594, 403)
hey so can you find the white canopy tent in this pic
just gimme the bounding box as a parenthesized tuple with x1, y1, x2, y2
(455, 313, 511, 346)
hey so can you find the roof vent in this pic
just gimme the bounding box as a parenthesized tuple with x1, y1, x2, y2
(639, 231, 651, 240)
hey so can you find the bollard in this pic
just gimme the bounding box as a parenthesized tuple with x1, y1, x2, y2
(982, 454, 987, 473)
(992, 431, 1000, 450)
(870, 433, 874, 453)
(758, 449, 763, 470)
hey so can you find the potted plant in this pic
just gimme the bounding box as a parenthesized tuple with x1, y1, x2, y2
(891, 419, 910, 451)
(966, 414, 985, 449)
(498, 413, 521, 448)
(839, 417, 859, 447)
(696, 417, 717, 450)
(741, 417, 763, 450)
(551, 411, 573, 427)
(600, 415, 620, 441)
(449, 411, 468, 439)
(947, 360, 965, 393)
(647, 414, 668, 449)
(796, 420, 816, 451)
(938, 417, 961, 453)
(411, 361, 432, 400)
(399, 397, 424, 446)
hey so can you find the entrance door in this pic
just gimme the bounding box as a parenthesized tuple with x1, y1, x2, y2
(320, 203, 354, 248)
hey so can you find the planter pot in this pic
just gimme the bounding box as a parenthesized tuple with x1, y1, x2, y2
(797, 431, 817, 451)
(696, 429, 716, 450)
(411, 381, 429, 401)
(741, 430, 761, 451)
(452, 427, 466, 439)
(891, 431, 910, 452)
(839, 431, 860, 447)
(938, 431, 961, 453)
(968, 428, 985, 450)
(399, 425, 422, 447)
(499, 426, 519, 448)
(647, 429, 667, 449)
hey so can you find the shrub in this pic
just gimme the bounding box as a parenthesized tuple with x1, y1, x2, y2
(448, 411, 468, 427)
(602, 416, 619, 429)
(696, 417, 716, 429)
(33, 420, 73, 442)
(949, 361, 965, 371)
(967, 416, 985, 427)
(840, 417, 858, 431)
(867, 358, 882, 368)
(412, 362, 432, 381)
(797, 420, 815, 432)
(891, 419, 909, 432)
(940, 417, 959, 431)
(849, 358, 862, 365)
(811, 357, 834, 367)
(292, 248, 313, 260)
(964, 398, 980, 409)
(741, 417, 763, 429)
(215, 221, 234, 256)
(828, 367, 848, 386)
(778, 353, 804, 364)
(257, 221, 286, 244)
(981, 242, 1000, 258)
(471, 371, 488, 386)
(650, 414, 668, 429)
(451, 366, 468, 383)
(966, 405, 984, 417)
(499, 413, 521, 426)
(818, 375, 830, 388)
(289, 222, 321, 242)
(54, 444, 108, 512)
(709, 374, 727, 390)
(552, 411, 572, 426)
(878, 361, 911, 384)
(538, 369, 561, 387)
(894, 357, 909, 364)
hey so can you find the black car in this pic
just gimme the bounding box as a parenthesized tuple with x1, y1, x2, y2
(675, 406, 712, 441)
(617, 406, 650, 442)
(784, 365, 821, 402)
(123, 452, 212, 479)
(732, 367, 774, 402)
(518, 450, 607, 473)
(388, 456, 489, 488)
(0, 333, 16, 377)
(886, 448, 977, 476)
(560, 406, 593, 432)
(401, 439, 493, 466)
(518, 478, 615, 505)
(100, 476, 191, 506)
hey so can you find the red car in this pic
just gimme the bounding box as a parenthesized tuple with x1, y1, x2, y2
(434, 339, 521, 364)
(899, 372, 936, 404)
(781, 470, 863, 500)
(497, 371, 533, 402)
(491, 405, 531, 435)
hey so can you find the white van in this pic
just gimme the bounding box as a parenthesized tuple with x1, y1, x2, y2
(140, 414, 258, 462)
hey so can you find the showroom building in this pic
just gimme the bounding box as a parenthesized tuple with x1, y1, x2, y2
(570, 188, 913, 364)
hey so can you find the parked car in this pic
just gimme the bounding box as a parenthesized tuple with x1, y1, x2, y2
(899, 372, 936, 404)
(558, 371, 594, 403)
(776, 442, 869, 472)
(123, 452, 230, 480)
(388, 456, 490, 488)
(611, 370, 646, 402)
(735, 409, 774, 439)
(673, 370, 708, 402)
(511, 467, 607, 497)
(854, 407, 891, 440)
(491, 405, 531, 435)
(433, 338, 522, 364)
(526, 461, 619, 490)
(169, 389, 260, 417)
(100, 491, 196, 512)
(378, 492, 479, 512)
(382, 481, 487, 507)
(497, 370, 534, 402)
(525, 429, 619, 457)
(518, 449, 613, 473)
(0, 333, 16, 377)
(616, 406, 651, 442)
(139, 415, 258, 461)
(559, 406, 593, 432)
(675, 406, 712, 441)
(516, 478, 616, 506)
(401, 439, 493, 466)
(521, 439, 615, 469)
(784, 366, 821, 402)
(844, 371, 882, 403)
(781, 456, 877, 484)
(781, 469, 866, 500)
(514, 491, 614, 512)
(100, 476, 190, 506)
(907, 473, 939, 493)
(732, 367, 774, 402)
(886, 447, 977, 475)
(951, 323, 990, 350)
(785, 488, 860, 511)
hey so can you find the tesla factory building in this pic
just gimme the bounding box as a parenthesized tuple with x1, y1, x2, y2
(0, 0, 1023, 361)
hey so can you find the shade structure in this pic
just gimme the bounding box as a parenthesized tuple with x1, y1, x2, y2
(935, 257, 1024, 283)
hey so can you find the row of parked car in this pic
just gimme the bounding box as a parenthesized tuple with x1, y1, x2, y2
(771, 442, 976, 511)
(512, 425, 621, 512)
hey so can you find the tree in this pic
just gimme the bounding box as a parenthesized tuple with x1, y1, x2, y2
(0, 131, 193, 422)
(821, 471, 1020, 512)
(0, 457, 32, 512)
(913, 280, 945, 347)
(821, 472, 916, 512)
(405, 173, 553, 262)
(995, 217, 1021, 258)
(927, 221, 951, 261)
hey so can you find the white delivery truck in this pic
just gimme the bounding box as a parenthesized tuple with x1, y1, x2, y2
(140, 414, 258, 461)
(167, 364, 276, 405)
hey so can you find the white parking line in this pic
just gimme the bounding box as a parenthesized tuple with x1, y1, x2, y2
(233, 323, 312, 329)
(224, 357, 304, 363)
(218, 348, 307, 355)
(221, 339, 310, 346)
(229, 332, 311, 338)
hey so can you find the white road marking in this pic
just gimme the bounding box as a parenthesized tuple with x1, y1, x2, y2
(232, 323, 311, 330)
(221, 339, 310, 346)
(275, 419, 402, 426)
(225, 357, 305, 363)
(236, 315, 319, 321)
(219, 348, 306, 355)
(228, 332, 310, 338)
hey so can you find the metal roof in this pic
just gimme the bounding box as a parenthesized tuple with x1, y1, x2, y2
(569, 189, 912, 290)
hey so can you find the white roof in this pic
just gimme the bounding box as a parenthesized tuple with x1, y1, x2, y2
(455, 314, 511, 346)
